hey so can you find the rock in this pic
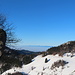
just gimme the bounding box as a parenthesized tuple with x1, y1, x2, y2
(0, 50, 2, 56)
(0, 29, 6, 55)
(0, 29, 6, 45)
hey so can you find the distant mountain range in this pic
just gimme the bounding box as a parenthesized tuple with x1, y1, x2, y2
(12, 45, 52, 52)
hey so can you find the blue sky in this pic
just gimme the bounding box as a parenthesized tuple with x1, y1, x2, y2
(0, 0, 75, 46)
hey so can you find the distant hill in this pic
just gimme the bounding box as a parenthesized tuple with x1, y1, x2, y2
(46, 41, 75, 56)
(16, 49, 39, 55)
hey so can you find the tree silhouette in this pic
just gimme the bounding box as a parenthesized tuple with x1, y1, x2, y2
(0, 14, 20, 46)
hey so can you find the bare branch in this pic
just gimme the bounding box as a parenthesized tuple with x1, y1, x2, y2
(0, 14, 20, 46)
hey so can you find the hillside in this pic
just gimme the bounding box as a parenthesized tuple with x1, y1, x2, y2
(2, 53, 75, 75)
(47, 41, 75, 56)
(0, 47, 39, 74)
(1, 41, 75, 75)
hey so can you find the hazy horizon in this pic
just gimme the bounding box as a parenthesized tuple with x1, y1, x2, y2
(11, 45, 52, 52)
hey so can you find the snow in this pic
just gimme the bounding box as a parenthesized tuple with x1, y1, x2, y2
(1, 53, 75, 75)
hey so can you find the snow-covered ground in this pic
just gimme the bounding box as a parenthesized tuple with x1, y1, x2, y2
(2, 53, 75, 75)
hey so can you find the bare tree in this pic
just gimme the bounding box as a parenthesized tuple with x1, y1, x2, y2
(0, 14, 20, 46)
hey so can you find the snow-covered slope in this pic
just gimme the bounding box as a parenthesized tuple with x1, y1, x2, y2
(2, 53, 75, 75)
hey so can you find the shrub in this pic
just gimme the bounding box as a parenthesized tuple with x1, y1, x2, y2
(42, 52, 47, 57)
(23, 55, 32, 64)
(8, 72, 28, 75)
(51, 60, 68, 70)
(8, 72, 23, 75)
